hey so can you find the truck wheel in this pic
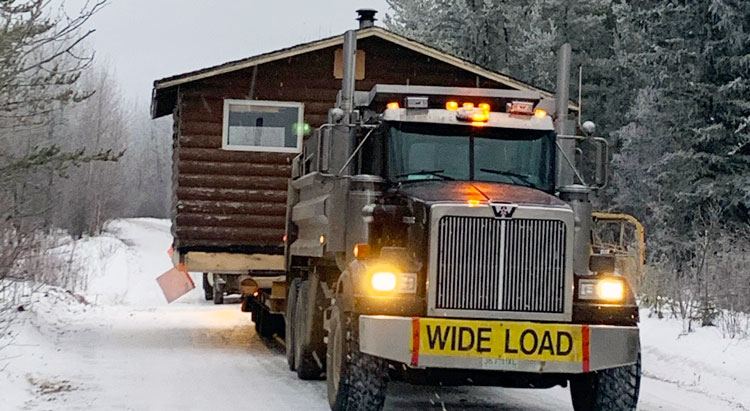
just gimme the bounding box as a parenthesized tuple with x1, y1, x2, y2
(294, 280, 323, 380)
(285, 278, 301, 371)
(326, 306, 388, 411)
(213, 280, 224, 305)
(570, 353, 641, 411)
(203, 273, 213, 301)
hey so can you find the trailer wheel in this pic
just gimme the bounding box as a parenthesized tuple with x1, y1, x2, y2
(213, 277, 224, 305)
(570, 352, 641, 411)
(326, 306, 388, 411)
(203, 273, 213, 301)
(285, 278, 301, 371)
(294, 280, 323, 380)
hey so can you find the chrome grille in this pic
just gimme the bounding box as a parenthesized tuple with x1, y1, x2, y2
(435, 216, 566, 313)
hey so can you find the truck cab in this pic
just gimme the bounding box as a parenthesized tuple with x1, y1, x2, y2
(274, 32, 642, 411)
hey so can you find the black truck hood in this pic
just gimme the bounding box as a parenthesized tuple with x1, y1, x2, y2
(393, 181, 567, 207)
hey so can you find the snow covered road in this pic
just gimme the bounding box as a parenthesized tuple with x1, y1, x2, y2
(2, 219, 748, 410)
(5, 296, 742, 411)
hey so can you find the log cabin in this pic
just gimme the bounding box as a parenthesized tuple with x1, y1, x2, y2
(150, 10, 567, 283)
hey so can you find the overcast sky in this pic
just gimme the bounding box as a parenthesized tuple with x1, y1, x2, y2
(68, 0, 391, 105)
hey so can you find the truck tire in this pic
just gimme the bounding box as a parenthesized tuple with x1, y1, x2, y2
(326, 306, 388, 411)
(203, 273, 213, 301)
(213, 280, 224, 305)
(294, 280, 323, 380)
(285, 278, 301, 371)
(570, 353, 641, 411)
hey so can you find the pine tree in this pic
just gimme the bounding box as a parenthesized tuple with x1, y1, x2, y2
(385, 0, 517, 70)
(609, 0, 750, 324)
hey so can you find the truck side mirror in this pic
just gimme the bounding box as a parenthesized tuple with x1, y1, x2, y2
(592, 137, 609, 188)
(557, 134, 608, 189)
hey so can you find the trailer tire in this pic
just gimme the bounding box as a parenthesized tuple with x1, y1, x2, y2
(213, 280, 224, 305)
(570, 352, 641, 411)
(326, 306, 388, 411)
(294, 281, 323, 380)
(203, 273, 213, 301)
(285, 278, 301, 371)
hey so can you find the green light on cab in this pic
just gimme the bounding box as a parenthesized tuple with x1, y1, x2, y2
(293, 122, 312, 136)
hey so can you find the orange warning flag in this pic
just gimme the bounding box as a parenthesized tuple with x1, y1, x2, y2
(156, 266, 195, 303)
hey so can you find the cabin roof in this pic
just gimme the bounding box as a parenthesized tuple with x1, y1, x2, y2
(151, 26, 576, 118)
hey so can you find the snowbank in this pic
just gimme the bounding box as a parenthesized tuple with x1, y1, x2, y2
(0, 218, 178, 409)
(64, 218, 175, 307)
(640, 310, 750, 408)
(0, 285, 93, 409)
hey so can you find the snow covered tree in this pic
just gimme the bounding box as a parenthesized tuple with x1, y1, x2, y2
(0, 0, 112, 216)
(385, 0, 515, 71)
(385, 0, 619, 121)
(610, 0, 750, 324)
(0, 0, 115, 294)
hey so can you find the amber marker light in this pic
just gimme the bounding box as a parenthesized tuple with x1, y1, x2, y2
(446, 101, 459, 111)
(386, 102, 400, 110)
(282, 234, 288, 243)
(534, 108, 547, 118)
(467, 199, 481, 207)
(478, 103, 491, 113)
(471, 111, 489, 122)
(319, 234, 326, 244)
(353, 243, 371, 260)
(462, 102, 474, 110)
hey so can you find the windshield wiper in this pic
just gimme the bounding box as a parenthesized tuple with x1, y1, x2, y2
(479, 168, 534, 188)
(396, 169, 455, 181)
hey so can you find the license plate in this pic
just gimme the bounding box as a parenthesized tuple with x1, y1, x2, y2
(412, 318, 586, 363)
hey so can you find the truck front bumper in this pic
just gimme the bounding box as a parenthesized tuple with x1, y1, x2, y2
(359, 315, 639, 374)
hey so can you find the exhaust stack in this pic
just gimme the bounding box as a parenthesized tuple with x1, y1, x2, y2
(555, 43, 576, 188)
(555, 43, 592, 276)
(340, 30, 357, 114)
(554, 43, 572, 135)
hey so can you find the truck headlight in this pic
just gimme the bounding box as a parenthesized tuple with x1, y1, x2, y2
(578, 278, 625, 302)
(368, 270, 418, 294)
(371, 271, 397, 292)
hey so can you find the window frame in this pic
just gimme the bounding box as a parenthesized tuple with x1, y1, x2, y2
(221, 99, 305, 153)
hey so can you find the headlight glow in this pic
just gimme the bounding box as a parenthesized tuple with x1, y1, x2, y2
(598, 279, 624, 301)
(371, 272, 397, 292)
(578, 278, 625, 302)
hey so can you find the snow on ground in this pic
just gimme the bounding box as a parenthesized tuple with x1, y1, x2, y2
(74, 218, 175, 307)
(639, 311, 750, 409)
(0, 218, 749, 410)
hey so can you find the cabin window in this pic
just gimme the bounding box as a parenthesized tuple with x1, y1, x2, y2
(222, 99, 304, 153)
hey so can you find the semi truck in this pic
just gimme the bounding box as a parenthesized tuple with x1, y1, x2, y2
(242, 30, 643, 411)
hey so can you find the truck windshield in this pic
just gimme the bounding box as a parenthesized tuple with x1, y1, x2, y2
(387, 122, 556, 192)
